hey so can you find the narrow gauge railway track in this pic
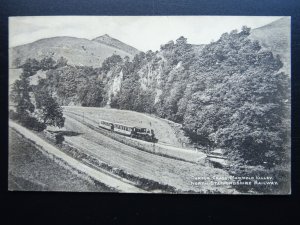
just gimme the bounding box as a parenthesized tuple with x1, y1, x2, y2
(64, 111, 206, 164)
(62, 106, 183, 147)
(62, 114, 234, 193)
(65, 110, 157, 142)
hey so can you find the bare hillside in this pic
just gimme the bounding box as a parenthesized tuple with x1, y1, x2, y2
(9, 36, 136, 68)
(93, 34, 140, 56)
(250, 17, 291, 74)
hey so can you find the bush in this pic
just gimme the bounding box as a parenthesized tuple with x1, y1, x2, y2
(9, 110, 19, 121)
(19, 115, 46, 132)
(55, 134, 65, 145)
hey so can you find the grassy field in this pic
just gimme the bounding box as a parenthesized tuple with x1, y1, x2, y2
(8, 128, 113, 192)
(63, 106, 185, 147)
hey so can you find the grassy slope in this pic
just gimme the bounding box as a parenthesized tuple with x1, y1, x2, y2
(93, 34, 140, 56)
(8, 128, 111, 192)
(249, 17, 291, 75)
(63, 106, 186, 147)
(9, 36, 134, 68)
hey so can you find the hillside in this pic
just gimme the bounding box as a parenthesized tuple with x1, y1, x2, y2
(9, 36, 138, 68)
(92, 34, 140, 56)
(250, 17, 291, 74)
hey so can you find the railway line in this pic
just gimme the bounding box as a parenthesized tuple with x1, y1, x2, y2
(63, 106, 183, 147)
(64, 110, 207, 164)
(62, 113, 234, 193)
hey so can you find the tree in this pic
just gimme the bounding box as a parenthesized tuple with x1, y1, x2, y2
(133, 88, 155, 113)
(34, 89, 65, 128)
(115, 72, 141, 110)
(101, 54, 123, 73)
(78, 80, 105, 107)
(10, 74, 35, 117)
(160, 40, 174, 51)
(20, 58, 40, 77)
(176, 36, 187, 45)
(55, 57, 68, 68)
(40, 57, 56, 71)
(10, 74, 46, 131)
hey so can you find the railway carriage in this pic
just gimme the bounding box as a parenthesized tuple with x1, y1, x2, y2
(99, 120, 113, 130)
(114, 123, 133, 136)
(98, 119, 157, 143)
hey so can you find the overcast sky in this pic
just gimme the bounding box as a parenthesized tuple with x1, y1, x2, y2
(9, 16, 282, 51)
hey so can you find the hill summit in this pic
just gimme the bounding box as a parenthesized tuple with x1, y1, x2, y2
(92, 34, 140, 56)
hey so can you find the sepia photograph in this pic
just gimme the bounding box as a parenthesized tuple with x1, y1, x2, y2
(8, 16, 291, 194)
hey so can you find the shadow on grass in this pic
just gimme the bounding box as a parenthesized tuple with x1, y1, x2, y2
(48, 130, 82, 137)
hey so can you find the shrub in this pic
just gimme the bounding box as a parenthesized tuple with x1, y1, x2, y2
(55, 134, 65, 145)
(19, 115, 46, 132)
(9, 110, 19, 121)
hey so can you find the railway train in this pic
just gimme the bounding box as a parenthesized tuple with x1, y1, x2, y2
(98, 120, 158, 143)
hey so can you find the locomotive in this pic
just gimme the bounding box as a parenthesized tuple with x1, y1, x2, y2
(98, 120, 158, 143)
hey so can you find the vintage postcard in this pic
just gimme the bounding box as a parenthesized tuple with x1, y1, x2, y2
(8, 16, 291, 194)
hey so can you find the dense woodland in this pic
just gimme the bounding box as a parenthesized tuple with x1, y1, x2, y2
(10, 27, 290, 172)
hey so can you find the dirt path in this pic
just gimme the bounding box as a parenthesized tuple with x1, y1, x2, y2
(63, 115, 234, 193)
(9, 120, 147, 193)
